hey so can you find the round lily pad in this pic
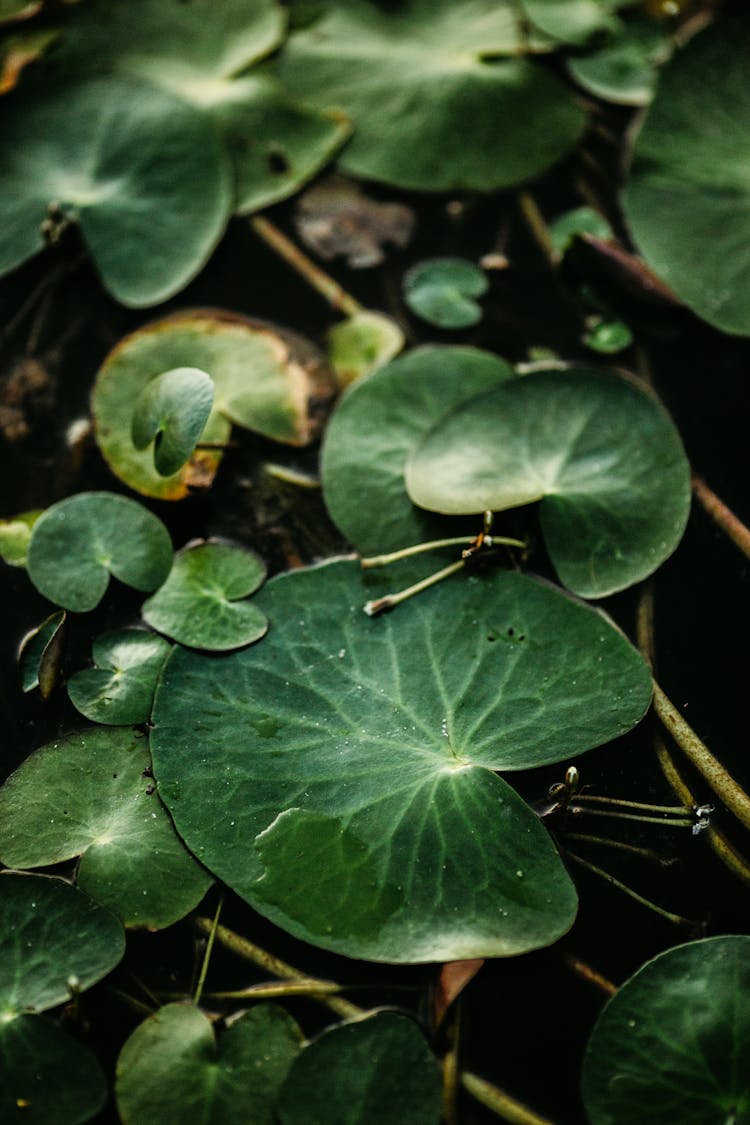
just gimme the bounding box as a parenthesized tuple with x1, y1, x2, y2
(131, 368, 214, 478)
(276, 1012, 442, 1125)
(116, 1003, 302, 1125)
(26, 492, 173, 613)
(0, 74, 233, 306)
(67, 629, 171, 725)
(0, 729, 211, 929)
(142, 542, 267, 652)
(623, 19, 750, 335)
(321, 346, 515, 555)
(403, 258, 488, 330)
(405, 368, 690, 598)
(582, 936, 750, 1124)
(0, 872, 125, 1017)
(18, 609, 66, 697)
(150, 558, 652, 963)
(1, 1015, 107, 1125)
(92, 311, 337, 500)
(278, 0, 586, 192)
(327, 310, 405, 388)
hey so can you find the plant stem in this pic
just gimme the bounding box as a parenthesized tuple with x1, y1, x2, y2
(571, 793, 691, 815)
(193, 895, 223, 1006)
(692, 475, 750, 562)
(441, 1002, 461, 1125)
(461, 1071, 559, 1125)
(250, 215, 362, 318)
(205, 979, 345, 1001)
(564, 832, 676, 866)
(567, 805, 693, 829)
(517, 191, 560, 268)
(361, 535, 525, 568)
(364, 559, 465, 616)
(562, 955, 617, 997)
(563, 849, 697, 928)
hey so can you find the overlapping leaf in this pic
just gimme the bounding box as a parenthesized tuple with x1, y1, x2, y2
(67, 630, 171, 725)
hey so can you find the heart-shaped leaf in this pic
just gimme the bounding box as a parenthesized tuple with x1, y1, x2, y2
(321, 346, 515, 555)
(142, 542, 267, 652)
(1, 1015, 107, 1125)
(582, 936, 750, 1124)
(0, 509, 41, 567)
(623, 19, 750, 334)
(568, 16, 671, 107)
(0, 729, 211, 929)
(18, 609, 66, 697)
(406, 368, 690, 598)
(27, 492, 173, 613)
(0, 872, 125, 1016)
(403, 258, 488, 330)
(521, 0, 620, 45)
(150, 558, 652, 962)
(67, 630, 171, 725)
(278, 0, 586, 192)
(549, 207, 613, 257)
(116, 1003, 302, 1125)
(131, 368, 214, 478)
(326, 310, 404, 388)
(276, 1012, 442, 1125)
(0, 74, 233, 306)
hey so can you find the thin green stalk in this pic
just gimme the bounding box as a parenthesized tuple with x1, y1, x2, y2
(571, 793, 691, 815)
(361, 535, 525, 569)
(364, 559, 465, 616)
(692, 475, 750, 562)
(563, 849, 697, 928)
(562, 955, 617, 997)
(206, 979, 345, 1001)
(250, 214, 362, 318)
(564, 832, 676, 866)
(567, 805, 694, 829)
(441, 1001, 461, 1125)
(517, 191, 559, 268)
(193, 895, 223, 1006)
(461, 1071, 559, 1125)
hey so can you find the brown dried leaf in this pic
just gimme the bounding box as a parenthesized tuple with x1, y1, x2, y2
(295, 174, 415, 269)
(434, 958, 485, 1027)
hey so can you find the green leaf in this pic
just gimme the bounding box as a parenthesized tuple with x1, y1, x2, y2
(27, 492, 173, 613)
(0, 729, 211, 929)
(150, 558, 652, 962)
(142, 542, 268, 652)
(0, 872, 124, 1016)
(326, 310, 404, 388)
(623, 19, 750, 334)
(403, 258, 488, 330)
(0, 509, 42, 567)
(0, 1015, 107, 1125)
(582, 936, 750, 1124)
(67, 629, 171, 725)
(568, 16, 671, 106)
(116, 1003, 302, 1125)
(92, 311, 336, 500)
(18, 609, 66, 697)
(0, 74, 233, 306)
(520, 0, 620, 45)
(406, 368, 690, 598)
(277, 1012, 442, 1124)
(549, 206, 613, 256)
(131, 368, 214, 478)
(278, 0, 586, 192)
(583, 318, 633, 354)
(321, 346, 515, 555)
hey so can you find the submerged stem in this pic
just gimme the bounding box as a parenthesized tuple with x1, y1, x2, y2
(692, 475, 750, 562)
(361, 535, 525, 568)
(571, 793, 691, 815)
(562, 954, 617, 997)
(517, 191, 559, 268)
(567, 805, 694, 829)
(563, 849, 698, 929)
(205, 979, 345, 1001)
(364, 559, 465, 616)
(193, 895, 223, 1006)
(461, 1071, 559, 1125)
(564, 832, 676, 866)
(250, 215, 362, 318)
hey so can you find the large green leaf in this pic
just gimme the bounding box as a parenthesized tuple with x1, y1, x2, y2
(406, 368, 690, 598)
(623, 19, 750, 335)
(582, 936, 750, 1124)
(276, 1012, 442, 1125)
(0, 872, 124, 1016)
(278, 0, 586, 191)
(151, 558, 652, 962)
(116, 1003, 302, 1125)
(321, 346, 514, 555)
(0, 729, 211, 929)
(67, 629, 171, 725)
(27, 492, 173, 613)
(0, 74, 233, 306)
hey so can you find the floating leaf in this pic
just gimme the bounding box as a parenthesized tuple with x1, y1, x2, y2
(582, 936, 750, 1124)
(403, 258, 488, 329)
(278, 0, 586, 192)
(27, 492, 172, 613)
(116, 1003, 302, 1125)
(623, 19, 750, 335)
(568, 16, 671, 106)
(295, 174, 415, 268)
(142, 542, 268, 652)
(276, 1012, 442, 1124)
(93, 311, 336, 500)
(18, 610, 66, 697)
(0, 729, 211, 929)
(520, 0, 619, 45)
(151, 558, 652, 962)
(131, 368, 214, 477)
(0, 509, 41, 567)
(0, 872, 125, 1015)
(321, 346, 514, 555)
(67, 630, 171, 725)
(0, 74, 233, 306)
(327, 310, 404, 388)
(549, 207, 613, 257)
(406, 368, 690, 598)
(583, 317, 633, 354)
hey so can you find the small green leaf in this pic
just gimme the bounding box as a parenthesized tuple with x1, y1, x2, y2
(403, 258, 488, 329)
(18, 610, 66, 696)
(27, 492, 173, 613)
(582, 936, 750, 1124)
(327, 310, 404, 388)
(142, 542, 267, 652)
(67, 629, 171, 725)
(0, 729, 211, 929)
(116, 1003, 302, 1125)
(0, 509, 42, 567)
(583, 317, 633, 354)
(549, 206, 613, 256)
(277, 1012, 442, 1124)
(131, 368, 214, 477)
(568, 16, 671, 107)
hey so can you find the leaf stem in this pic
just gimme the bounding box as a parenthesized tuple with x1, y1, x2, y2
(692, 475, 750, 561)
(364, 560, 465, 616)
(205, 979, 345, 1001)
(461, 1071, 559, 1125)
(564, 832, 677, 866)
(250, 215, 362, 318)
(567, 805, 694, 829)
(441, 1002, 461, 1125)
(570, 793, 691, 815)
(563, 849, 698, 928)
(562, 954, 617, 997)
(193, 895, 223, 1006)
(361, 535, 525, 568)
(517, 191, 559, 268)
